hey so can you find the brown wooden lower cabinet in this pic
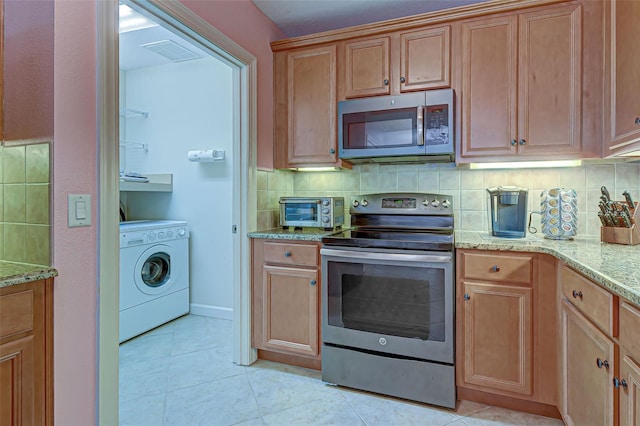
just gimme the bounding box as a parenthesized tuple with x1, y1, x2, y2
(560, 299, 616, 426)
(252, 239, 321, 370)
(0, 279, 53, 426)
(456, 250, 559, 418)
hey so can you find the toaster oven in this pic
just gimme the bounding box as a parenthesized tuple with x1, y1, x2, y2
(279, 197, 344, 230)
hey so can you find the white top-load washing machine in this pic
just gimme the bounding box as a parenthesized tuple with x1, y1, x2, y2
(119, 220, 190, 342)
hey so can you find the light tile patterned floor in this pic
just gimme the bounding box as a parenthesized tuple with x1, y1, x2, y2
(119, 314, 564, 426)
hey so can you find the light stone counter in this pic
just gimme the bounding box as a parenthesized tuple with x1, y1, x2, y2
(455, 231, 640, 306)
(0, 261, 58, 288)
(248, 227, 342, 242)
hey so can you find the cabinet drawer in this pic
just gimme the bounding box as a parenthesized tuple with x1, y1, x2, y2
(559, 264, 615, 336)
(462, 252, 533, 283)
(0, 290, 34, 339)
(263, 242, 319, 267)
(620, 301, 640, 357)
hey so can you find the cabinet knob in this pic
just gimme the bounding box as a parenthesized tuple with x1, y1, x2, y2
(614, 377, 628, 389)
(519, 139, 526, 145)
(572, 290, 583, 299)
(635, 117, 640, 125)
(492, 265, 500, 272)
(284, 251, 291, 257)
(596, 357, 609, 369)
(383, 79, 389, 86)
(463, 294, 470, 301)
(310, 279, 316, 286)
(400, 76, 406, 83)
(329, 148, 336, 154)
(511, 139, 517, 146)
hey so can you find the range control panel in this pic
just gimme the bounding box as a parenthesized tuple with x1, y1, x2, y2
(351, 193, 453, 215)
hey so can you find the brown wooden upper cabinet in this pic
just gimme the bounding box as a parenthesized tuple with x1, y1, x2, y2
(459, 4, 583, 161)
(342, 25, 451, 99)
(604, 0, 640, 156)
(274, 45, 343, 168)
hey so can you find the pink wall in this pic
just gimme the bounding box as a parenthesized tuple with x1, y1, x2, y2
(3, 0, 54, 141)
(53, 1, 97, 424)
(178, 0, 284, 170)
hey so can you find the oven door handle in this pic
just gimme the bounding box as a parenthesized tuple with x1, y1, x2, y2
(321, 248, 451, 264)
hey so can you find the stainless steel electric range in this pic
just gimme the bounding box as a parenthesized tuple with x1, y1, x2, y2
(321, 192, 455, 408)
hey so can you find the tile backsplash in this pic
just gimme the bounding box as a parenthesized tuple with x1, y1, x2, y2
(0, 142, 51, 264)
(257, 161, 640, 237)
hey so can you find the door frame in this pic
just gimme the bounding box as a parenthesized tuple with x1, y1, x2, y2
(97, 1, 257, 424)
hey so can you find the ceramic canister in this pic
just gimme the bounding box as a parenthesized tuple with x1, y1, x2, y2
(540, 188, 578, 239)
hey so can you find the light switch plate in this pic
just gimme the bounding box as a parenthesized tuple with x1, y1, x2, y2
(68, 194, 92, 227)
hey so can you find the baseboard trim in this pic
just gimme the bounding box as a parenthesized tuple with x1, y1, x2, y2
(457, 387, 562, 420)
(257, 349, 322, 371)
(189, 303, 233, 320)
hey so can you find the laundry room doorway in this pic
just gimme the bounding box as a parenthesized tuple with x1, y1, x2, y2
(97, 1, 257, 424)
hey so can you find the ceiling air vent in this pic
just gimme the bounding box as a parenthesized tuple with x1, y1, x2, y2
(140, 40, 201, 62)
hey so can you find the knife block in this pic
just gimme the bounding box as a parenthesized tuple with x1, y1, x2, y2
(601, 202, 640, 245)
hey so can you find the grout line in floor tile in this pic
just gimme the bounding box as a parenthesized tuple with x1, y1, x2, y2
(245, 367, 266, 422)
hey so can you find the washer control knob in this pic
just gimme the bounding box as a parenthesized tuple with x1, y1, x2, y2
(158, 232, 166, 240)
(352, 200, 360, 208)
(441, 199, 451, 208)
(431, 199, 441, 207)
(361, 199, 369, 207)
(167, 231, 174, 238)
(148, 232, 156, 241)
(178, 228, 186, 237)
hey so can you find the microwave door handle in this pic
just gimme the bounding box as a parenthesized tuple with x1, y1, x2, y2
(417, 106, 425, 146)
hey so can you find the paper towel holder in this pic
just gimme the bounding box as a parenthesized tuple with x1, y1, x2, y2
(188, 149, 225, 162)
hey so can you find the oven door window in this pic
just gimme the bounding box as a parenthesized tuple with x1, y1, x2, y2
(284, 203, 318, 222)
(343, 108, 421, 150)
(327, 261, 445, 342)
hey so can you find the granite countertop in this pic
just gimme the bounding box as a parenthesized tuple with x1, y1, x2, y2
(0, 261, 59, 288)
(456, 231, 640, 306)
(248, 227, 341, 242)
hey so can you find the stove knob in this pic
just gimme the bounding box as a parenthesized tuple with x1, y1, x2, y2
(352, 200, 360, 208)
(422, 199, 430, 207)
(431, 199, 441, 207)
(442, 199, 451, 208)
(361, 199, 369, 207)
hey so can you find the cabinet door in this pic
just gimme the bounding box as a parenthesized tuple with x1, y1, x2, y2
(460, 15, 518, 158)
(560, 300, 615, 426)
(0, 336, 37, 426)
(620, 354, 640, 426)
(287, 45, 337, 165)
(399, 26, 450, 92)
(461, 281, 532, 395)
(517, 4, 582, 156)
(344, 37, 390, 98)
(261, 265, 319, 358)
(605, 0, 640, 153)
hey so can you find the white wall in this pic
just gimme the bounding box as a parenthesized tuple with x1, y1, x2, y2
(122, 57, 235, 318)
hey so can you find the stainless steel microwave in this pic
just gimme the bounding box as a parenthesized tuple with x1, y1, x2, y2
(338, 89, 454, 163)
(279, 197, 344, 230)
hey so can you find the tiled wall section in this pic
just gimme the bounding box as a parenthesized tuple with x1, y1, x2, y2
(0, 143, 51, 264)
(257, 162, 640, 237)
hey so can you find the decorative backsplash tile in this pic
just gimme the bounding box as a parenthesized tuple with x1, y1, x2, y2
(0, 142, 51, 264)
(257, 161, 640, 237)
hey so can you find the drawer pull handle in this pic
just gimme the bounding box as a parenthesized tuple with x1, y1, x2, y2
(596, 358, 609, 369)
(492, 265, 500, 272)
(614, 377, 628, 389)
(284, 251, 292, 257)
(572, 290, 583, 299)
(310, 280, 316, 286)
(464, 294, 470, 301)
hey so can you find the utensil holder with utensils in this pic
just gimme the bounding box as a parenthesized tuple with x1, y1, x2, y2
(600, 200, 640, 245)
